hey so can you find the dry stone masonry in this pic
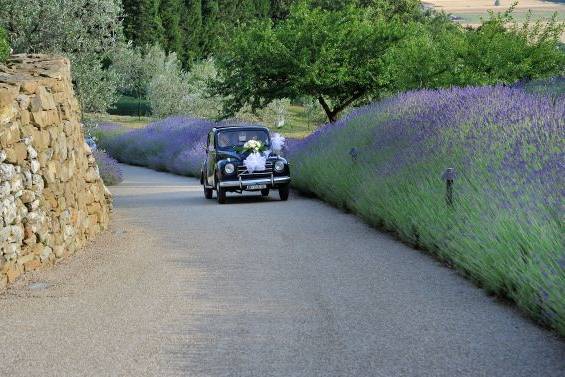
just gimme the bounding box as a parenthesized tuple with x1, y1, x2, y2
(0, 54, 112, 288)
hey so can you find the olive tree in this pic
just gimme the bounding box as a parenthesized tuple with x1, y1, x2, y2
(0, 0, 123, 113)
(0, 26, 9, 62)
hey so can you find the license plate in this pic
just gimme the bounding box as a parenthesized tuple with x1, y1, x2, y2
(247, 184, 267, 190)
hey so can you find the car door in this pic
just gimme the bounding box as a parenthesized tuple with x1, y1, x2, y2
(206, 132, 217, 187)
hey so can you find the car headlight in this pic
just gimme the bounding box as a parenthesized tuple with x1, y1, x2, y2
(274, 160, 285, 172)
(224, 163, 235, 174)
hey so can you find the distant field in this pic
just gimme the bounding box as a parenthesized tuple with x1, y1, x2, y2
(424, 0, 565, 40)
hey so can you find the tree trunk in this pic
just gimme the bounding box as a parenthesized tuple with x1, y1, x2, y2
(318, 96, 338, 123)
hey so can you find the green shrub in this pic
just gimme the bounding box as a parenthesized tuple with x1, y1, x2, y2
(108, 95, 152, 117)
(0, 27, 10, 63)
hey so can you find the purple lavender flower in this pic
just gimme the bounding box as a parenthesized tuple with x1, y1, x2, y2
(93, 149, 123, 186)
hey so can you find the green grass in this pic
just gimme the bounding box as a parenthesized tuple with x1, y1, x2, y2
(108, 95, 152, 117)
(84, 113, 155, 129)
(272, 105, 325, 139)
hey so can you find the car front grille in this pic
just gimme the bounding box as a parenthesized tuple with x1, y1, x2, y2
(237, 162, 273, 176)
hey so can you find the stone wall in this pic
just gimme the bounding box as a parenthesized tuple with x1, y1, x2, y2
(0, 54, 111, 288)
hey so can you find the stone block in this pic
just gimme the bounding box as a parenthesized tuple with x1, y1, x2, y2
(20, 80, 38, 94)
(23, 258, 41, 272)
(6, 263, 22, 283)
(20, 109, 31, 125)
(53, 245, 65, 258)
(31, 109, 60, 128)
(5, 142, 28, 164)
(0, 123, 21, 148)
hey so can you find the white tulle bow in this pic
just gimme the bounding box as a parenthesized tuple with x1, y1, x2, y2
(271, 133, 286, 153)
(243, 152, 267, 173)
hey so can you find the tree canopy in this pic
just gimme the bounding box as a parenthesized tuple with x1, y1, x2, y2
(213, 2, 565, 122)
(0, 0, 124, 112)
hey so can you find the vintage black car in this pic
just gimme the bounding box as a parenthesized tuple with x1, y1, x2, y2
(200, 126, 291, 204)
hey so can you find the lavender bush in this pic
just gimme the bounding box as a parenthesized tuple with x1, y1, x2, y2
(93, 149, 123, 186)
(97, 117, 215, 177)
(288, 86, 564, 334)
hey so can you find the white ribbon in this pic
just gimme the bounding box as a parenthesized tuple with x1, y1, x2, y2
(271, 133, 285, 153)
(243, 152, 267, 173)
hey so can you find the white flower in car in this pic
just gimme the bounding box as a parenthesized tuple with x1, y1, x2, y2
(243, 139, 262, 152)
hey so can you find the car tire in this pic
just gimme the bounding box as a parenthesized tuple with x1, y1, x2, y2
(204, 185, 213, 199)
(261, 188, 270, 197)
(216, 181, 227, 204)
(278, 184, 289, 201)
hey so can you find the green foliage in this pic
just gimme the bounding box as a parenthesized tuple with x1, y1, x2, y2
(382, 7, 565, 91)
(110, 43, 149, 100)
(214, 2, 565, 122)
(0, 26, 9, 63)
(159, 0, 183, 56)
(73, 53, 121, 113)
(123, 0, 164, 47)
(133, 44, 223, 118)
(0, 0, 124, 112)
(214, 2, 421, 122)
(108, 95, 152, 117)
(180, 0, 204, 66)
(269, 0, 295, 20)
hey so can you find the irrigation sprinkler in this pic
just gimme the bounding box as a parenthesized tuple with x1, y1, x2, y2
(349, 147, 359, 161)
(442, 168, 456, 206)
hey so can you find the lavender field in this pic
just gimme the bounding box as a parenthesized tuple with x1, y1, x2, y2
(96, 85, 564, 334)
(288, 86, 564, 334)
(96, 117, 214, 178)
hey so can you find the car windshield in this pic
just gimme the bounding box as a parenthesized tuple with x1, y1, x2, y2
(217, 129, 270, 150)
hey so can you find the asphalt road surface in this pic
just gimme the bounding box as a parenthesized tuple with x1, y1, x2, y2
(1, 164, 563, 377)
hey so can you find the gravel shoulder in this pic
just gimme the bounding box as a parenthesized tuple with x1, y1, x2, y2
(0, 164, 563, 377)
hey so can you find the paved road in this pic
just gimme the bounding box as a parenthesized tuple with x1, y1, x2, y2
(1, 164, 563, 377)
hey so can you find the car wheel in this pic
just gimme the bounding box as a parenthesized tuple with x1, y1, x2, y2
(261, 188, 270, 197)
(216, 181, 226, 204)
(204, 185, 213, 199)
(278, 184, 289, 201)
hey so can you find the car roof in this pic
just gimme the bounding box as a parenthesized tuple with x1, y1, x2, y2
(212, 125, 269, 133)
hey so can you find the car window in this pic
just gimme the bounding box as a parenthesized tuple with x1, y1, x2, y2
(217, 130, 270, 149)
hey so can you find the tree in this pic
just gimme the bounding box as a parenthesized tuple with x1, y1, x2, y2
(123, 0, 164, 46)
(145, 47, 190, 118)
(214, 2, 565, 122)
(380, 7, 565, 90)
(214, 3, 414, 122)
(180, 0, 203, 67)
(0, 0, 124, 112)
(110, 43, 150, 116)
(269, 0, 294, 20)
(159, 0, 183, 55)
(0, 26, 9, 63)
(254, 0, 271, 17)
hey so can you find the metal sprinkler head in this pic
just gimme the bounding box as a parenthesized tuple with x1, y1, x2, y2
(442, 167, 456, 181)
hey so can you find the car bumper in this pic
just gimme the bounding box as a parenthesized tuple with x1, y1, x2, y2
(219, 175, 291, 189)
